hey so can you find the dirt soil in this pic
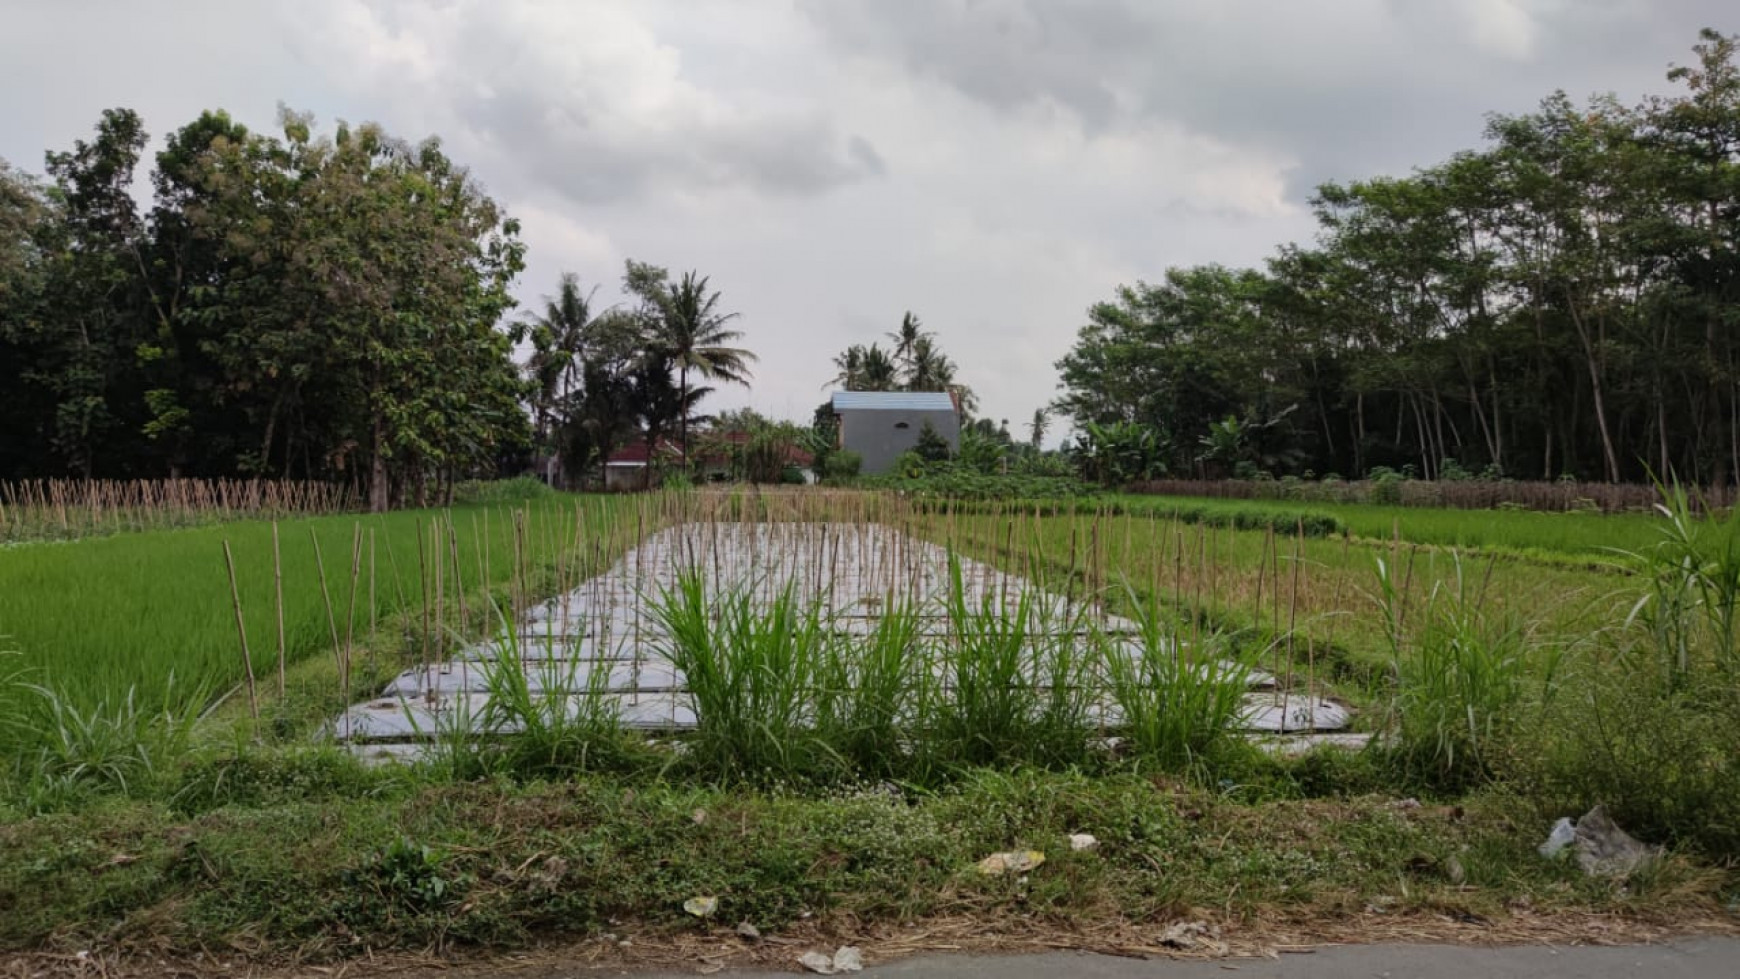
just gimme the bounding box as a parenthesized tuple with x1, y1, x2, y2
(6, 909, 1737, 979)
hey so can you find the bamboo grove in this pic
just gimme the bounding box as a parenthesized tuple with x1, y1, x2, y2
(1055, 30, 1740, 486)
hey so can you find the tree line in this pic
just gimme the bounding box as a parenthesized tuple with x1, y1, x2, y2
(1056, 29, 1740, 486)
(0, 107, 754, 506)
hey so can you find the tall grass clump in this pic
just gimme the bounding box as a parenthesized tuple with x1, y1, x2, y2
(5, 679, 205, 806)
(1375, 555, 1547, 791)
(818, 596, 925, 778)
(652, 571, 840, 782)
(465, 603, 641, 778)
(1513, 484, 1740, 854)
(931, 555, 1093, 769)
(1101, 581, 1253, 772)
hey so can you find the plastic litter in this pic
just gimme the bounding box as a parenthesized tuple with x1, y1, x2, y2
(1539, 817, 1575, 858)
(799, 947, 864, 975)
(1539, 807, 1661, 876)
(1573, 805, 1661, 877)
(977, 849, 1046, 875)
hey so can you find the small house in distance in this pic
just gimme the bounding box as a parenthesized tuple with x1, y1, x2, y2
(830, 391, 960, 474)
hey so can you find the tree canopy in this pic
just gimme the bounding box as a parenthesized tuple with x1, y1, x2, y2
(2, 107, 528, 508)
(1056, 29, 1740, 485)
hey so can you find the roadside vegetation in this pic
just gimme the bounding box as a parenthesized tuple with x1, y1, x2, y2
(1, 482, 1737, 965)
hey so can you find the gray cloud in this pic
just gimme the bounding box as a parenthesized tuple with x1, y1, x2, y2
(284, 0, 884, 204)
(1, 0, 1732, 438)
(801, 0, 1731, 195)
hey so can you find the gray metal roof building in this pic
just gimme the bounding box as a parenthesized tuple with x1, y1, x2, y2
(829, 391, 960, 474)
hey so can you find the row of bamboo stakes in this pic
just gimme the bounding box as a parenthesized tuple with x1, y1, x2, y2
(1, 478, 354, 538)
(214, 489, 1443, 731)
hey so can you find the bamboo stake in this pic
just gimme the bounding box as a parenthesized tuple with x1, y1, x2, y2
(222, 540, 259, 721)
(343, 523, 362, 706)
(272, 521, 286, 698)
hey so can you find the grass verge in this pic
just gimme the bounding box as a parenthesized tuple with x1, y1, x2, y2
(1, 764, 1731, 961)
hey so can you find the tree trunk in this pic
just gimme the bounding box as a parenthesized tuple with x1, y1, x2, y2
(369, 414, 389, 513)
(1567, 303, 1620, 482)
(679, 366, 690, 471)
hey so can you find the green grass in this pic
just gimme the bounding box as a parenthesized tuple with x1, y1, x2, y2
(1109, 493, 1669, 559)
(0, 485, 1737, 962)
(0, 494, 646, 759)
(0, 765, 1724, 957)
(935, 505, 1620, 679)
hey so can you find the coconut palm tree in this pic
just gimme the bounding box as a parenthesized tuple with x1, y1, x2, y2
(857, 344, 900, 391)
(1028, 408, 1049, 449)
(828, 345, 866, 390)
(525, 272, 599, 463)
(886, 311, 932, 373)
(646, 270, 756, 466)
(903, 335, 957, 391)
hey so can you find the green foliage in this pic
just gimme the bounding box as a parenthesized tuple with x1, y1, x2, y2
(344, 837, 465, 916)
(650, 572, 843, 783)
(1072, 420, 1167, 486)
(169, 747, 407, 815)
(0, 495, 636, 761)
(451, 476, 555, 505)
(4, 768, 1693, 958)
(828, 311, 978, 414)
(914, 420, 953, 463)
(868, 467, 1098, 501)
(955, 428, 1007, 474)
(1506, 482, 1740, 855)
(12, 681, 203, 799)
(931, 556, 1094, 769)
(1104, 582, 1256, 772)
(1053, 30, 1740, 488)
(1372, 557, 1548, 790)
(822, 449, 862, 482)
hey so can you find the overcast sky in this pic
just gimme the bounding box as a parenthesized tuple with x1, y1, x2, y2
(1, 1, 1730, 438)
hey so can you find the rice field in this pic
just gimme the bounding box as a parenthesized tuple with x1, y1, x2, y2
(1105, 492, 1668, 559)
(0, 484, 1671, 773)
(0, 478, 355, 543)
(0, 493, 648, 756)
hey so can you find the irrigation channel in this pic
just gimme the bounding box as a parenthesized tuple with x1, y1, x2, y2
(327, 519, 1359, 762)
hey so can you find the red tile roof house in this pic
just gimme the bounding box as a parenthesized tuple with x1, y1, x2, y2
(602, 434, 816, 491)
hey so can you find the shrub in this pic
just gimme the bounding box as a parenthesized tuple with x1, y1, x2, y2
(1508, 482, 1740, 854)
(451, 476, 554, 505)
(914, 421, 953, 463)
(1367, 466, 1407, 506)
(823, 450, 863, 481)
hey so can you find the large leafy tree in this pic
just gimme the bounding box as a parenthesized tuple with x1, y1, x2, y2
(185, 110, 527, 507)
(1055, 29, 1740, 485)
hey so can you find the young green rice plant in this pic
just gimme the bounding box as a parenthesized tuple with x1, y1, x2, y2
(651, 570, 841, 782)
(1101, 580, 1253, 772)
(1374, 554, 1547, 790)
(931, 554, 1093, 769)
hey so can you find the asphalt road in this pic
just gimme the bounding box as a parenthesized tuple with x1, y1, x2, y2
(626, 939, 1740, 979)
